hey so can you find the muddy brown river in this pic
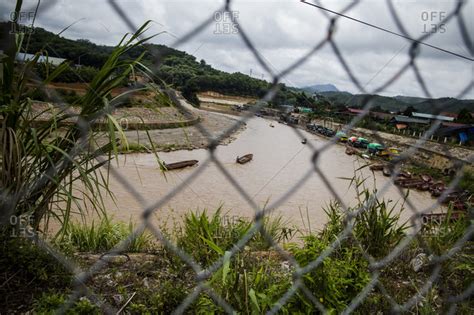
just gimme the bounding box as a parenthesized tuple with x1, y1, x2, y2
(104, 116, 441, 233)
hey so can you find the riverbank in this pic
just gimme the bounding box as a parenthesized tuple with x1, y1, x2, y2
(117, 96, 246, 152)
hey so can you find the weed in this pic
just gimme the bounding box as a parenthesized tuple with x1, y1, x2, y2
(0, 237, 72, 312)
(174, 207, 294, 267)
(353, 190, 408, 258)
(33, 292, 100, 314)
(288, 236, 371, 312)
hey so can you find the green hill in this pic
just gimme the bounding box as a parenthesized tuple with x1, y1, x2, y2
(9, 23, 294, 106)
(320, 91, 473, 114)
(6, 22, 473, 112)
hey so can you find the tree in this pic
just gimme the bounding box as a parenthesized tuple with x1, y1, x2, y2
(403, 105, 416, 116)
(456, 108, 474, 124)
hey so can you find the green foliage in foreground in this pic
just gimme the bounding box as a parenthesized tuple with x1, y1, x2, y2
(0, 8, 169, 239)
(57, 215, 153, 253)
(2, 195, 472, 314)
(174, 207, 295, 267)
(460, 166, 474, 196)
(33, 293, 100, 315)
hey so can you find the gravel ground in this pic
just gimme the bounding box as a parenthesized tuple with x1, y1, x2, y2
(31, 102, 190, 125)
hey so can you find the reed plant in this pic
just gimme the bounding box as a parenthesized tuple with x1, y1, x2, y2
(0, 1, 162, 237)
(57, 214, 153, 252)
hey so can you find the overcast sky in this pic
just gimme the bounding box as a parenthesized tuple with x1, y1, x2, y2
(3, 0, 474, 99)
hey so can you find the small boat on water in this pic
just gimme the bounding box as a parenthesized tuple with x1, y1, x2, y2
(236, 154, 253, 164)
(301, 138, 307, 144)
(270, 123, 275, 128)
(421, 174, 433, 183)
(163, 160, 198, 171)
(369, 163, 384, 171)
(382, 166, 391, 177)
(398, 171, 412, 178)
(345, 146, 357, 155)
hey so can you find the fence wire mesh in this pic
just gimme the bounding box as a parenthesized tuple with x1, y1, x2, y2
(1, 0, 473, 314)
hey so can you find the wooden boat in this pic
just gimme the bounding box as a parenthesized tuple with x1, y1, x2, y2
(419, 183, 430, 191)
(421, 174, 433, 183)
(430, 181, 445, 192)
(369, 164, 384, 171)
(404, 180, 424, 189)
(345, 146, 357, 155)
(431, 189, 443, 197)
(236, 154, 253, 164)
(382, 166, 391, 177)
(398, 171, 412, 178)
(163, 160, 198, 171)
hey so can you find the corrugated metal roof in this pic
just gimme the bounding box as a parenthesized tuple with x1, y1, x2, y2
(412, 112, 454, 122)
(15, 52, 67, 66)
(391, 115, 430, 124)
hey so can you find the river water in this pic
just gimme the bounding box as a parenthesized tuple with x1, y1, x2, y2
(105, 116, 440, 232)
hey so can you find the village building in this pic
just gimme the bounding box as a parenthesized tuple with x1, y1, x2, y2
(15, 52, 66, 66)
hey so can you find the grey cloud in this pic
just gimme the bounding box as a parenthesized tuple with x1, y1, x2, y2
(2, 0, 472, 99)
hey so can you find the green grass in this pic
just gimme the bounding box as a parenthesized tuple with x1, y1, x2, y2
(119, 142, 151, 153)
(57, 215, 153, 253)
(460, 166, 474, 195)
(171, 207, 295, 267)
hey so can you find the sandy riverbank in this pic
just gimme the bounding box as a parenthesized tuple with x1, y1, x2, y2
(117, 97, 246, 152)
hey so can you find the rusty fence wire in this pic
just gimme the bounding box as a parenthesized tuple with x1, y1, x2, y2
(2, 0, 474, 314)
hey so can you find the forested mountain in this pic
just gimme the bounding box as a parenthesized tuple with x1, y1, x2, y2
(10, 24, 297, 105)
(319, 91, 474, 114)
(302, 84, 339, 93)
(6, 23, 472, 112)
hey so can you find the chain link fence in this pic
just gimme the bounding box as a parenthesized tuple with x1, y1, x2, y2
(2, 0, 473, 313)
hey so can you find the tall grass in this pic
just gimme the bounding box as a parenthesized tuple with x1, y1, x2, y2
(58, 215, 153, 252)
(0, 2, 162, 237)
(173, 207, 295, 267)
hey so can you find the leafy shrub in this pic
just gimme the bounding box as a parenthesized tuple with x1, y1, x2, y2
(176, 207, 251, 266)
(194, 252, 292, 314)
(0, 237, 72, 311)
(33, 293, 100, 314)
(353, 190, 408, 258)
(288, 236, 370, 312)
(421, 207, 470, 255)
(460, 166, 474, 195)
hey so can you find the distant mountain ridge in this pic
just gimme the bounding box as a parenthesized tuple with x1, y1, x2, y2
(10, 22, 472, 112)
(319, 91, 474, 115)
(302, 84, 339, 93)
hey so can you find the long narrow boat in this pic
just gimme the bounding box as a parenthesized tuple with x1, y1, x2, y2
(369, 163, 384, 171)
(421, 174, 433, 183)
(236, 154, 253, 164)
(163, 160, 198, 170)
